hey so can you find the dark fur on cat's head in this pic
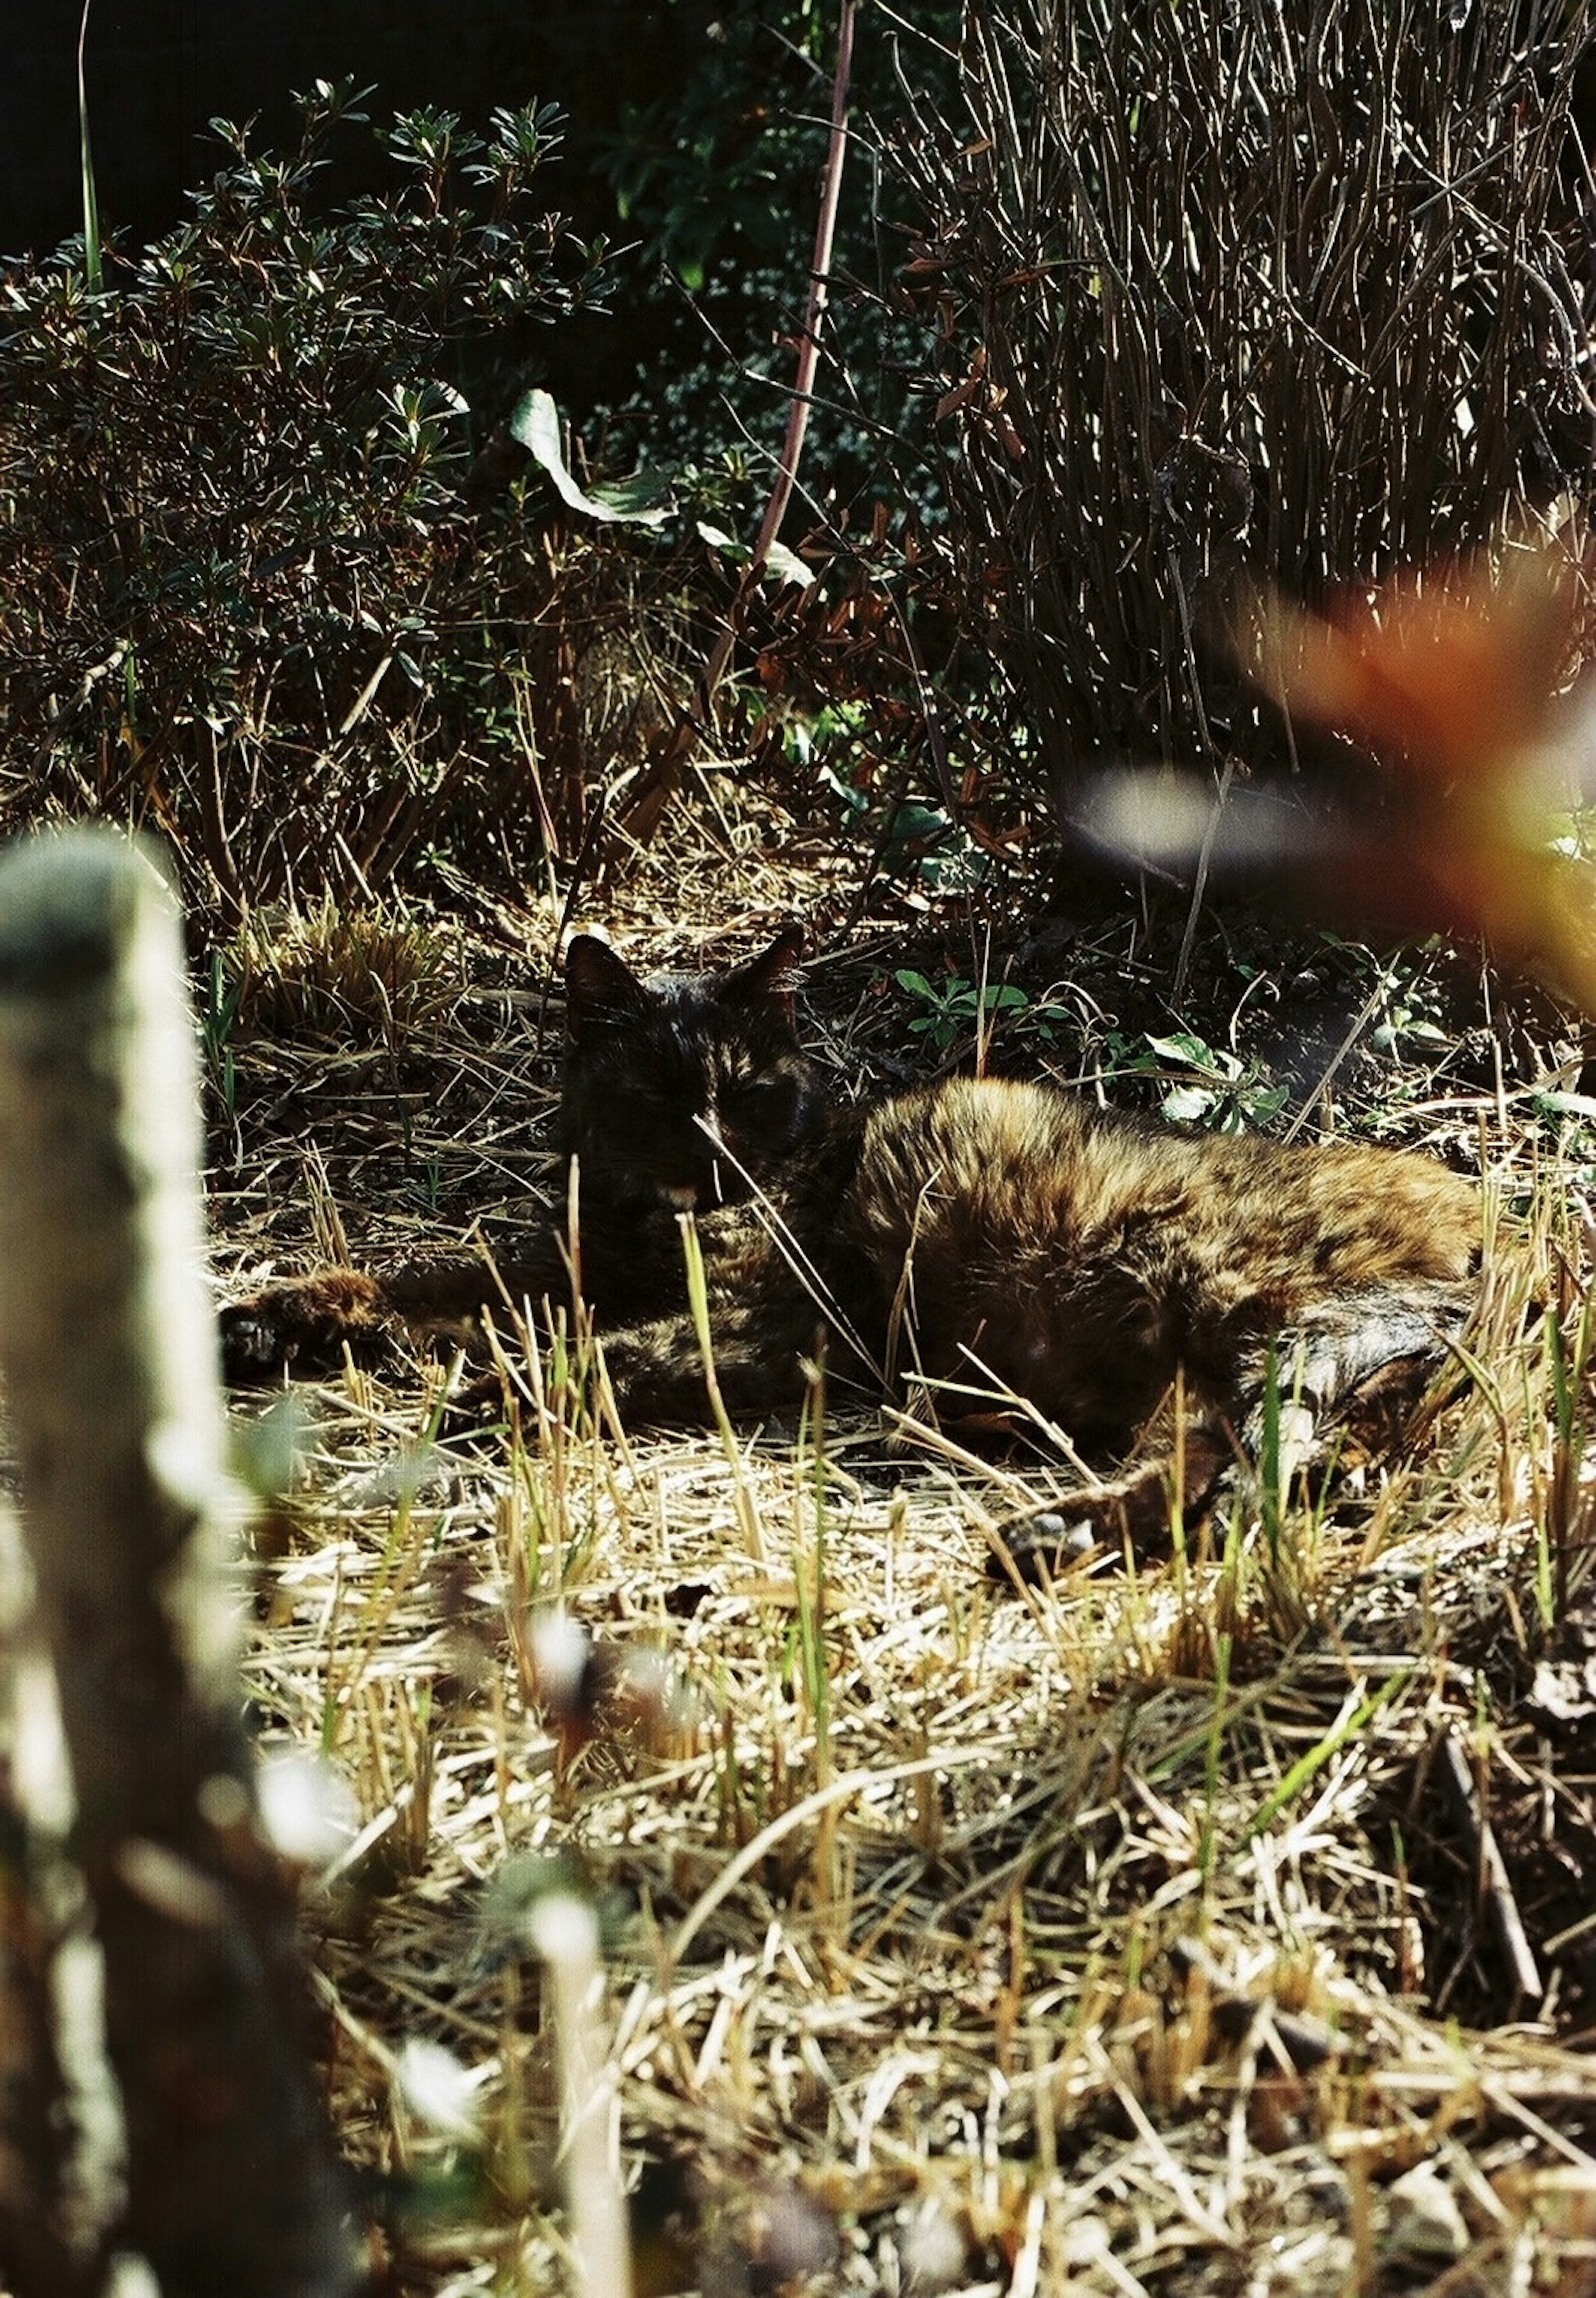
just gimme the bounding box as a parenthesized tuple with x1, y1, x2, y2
(559, 926, 831, 1210)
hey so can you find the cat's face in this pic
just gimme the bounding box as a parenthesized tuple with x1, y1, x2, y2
(559, 927, 828, 1210)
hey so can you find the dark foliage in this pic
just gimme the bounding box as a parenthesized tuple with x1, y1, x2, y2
(0, 81, 685, 923)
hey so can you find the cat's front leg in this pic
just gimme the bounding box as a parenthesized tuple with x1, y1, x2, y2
(220, 1268, 393, 1380)
(219, 1241, 572, 1383)
(593, 1302, 816, 1426)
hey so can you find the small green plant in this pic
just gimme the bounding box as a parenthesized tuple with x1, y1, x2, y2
(1542, 1286, 1595, 1628)
(895, 967, 1079, 1056)
(679, 1214, 764, 1564)
(199, 950, 242, 1121)
(1103, 1028, 1290, 1133)
(896, 969, 1029, 1053)
(1369, 996, 1453, 1059)
(876, 803, 990, 893)
(795, 1369, 833, 1796)
(781, 699, 871, 777)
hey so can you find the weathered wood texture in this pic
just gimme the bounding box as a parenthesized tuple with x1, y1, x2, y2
(0, 830, 361, 2297)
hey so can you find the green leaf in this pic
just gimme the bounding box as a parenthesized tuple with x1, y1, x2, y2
(77, 3, 103, 293)
(1145, 1030, 1216, 1067)
(760, 537, 813, 589)
(510, 388, 673, 526)
(884, 802, 953, 845)
(1163, 1086, 1218, 1122)
(894, 969, 936, 1000)
(696, 521, 814, 589)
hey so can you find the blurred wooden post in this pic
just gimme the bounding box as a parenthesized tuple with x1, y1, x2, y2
(0, 829, 362, 2297)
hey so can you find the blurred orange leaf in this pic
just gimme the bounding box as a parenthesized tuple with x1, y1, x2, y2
(1250, 549, 1596, 1011)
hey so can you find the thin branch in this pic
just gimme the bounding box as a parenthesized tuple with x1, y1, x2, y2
(622, 0, 859, 841)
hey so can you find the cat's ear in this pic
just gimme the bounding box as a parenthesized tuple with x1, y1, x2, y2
(723, 924, 804, 1020)
(565, 935, 648, 1033)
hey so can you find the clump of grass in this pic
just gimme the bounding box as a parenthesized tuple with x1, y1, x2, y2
(887, 2, 1591, 808)
(227, 899, 461, 1041)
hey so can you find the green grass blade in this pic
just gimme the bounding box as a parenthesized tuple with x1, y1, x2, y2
(77, 0, 103, 291)
(1245, 1670, 1411, 1842)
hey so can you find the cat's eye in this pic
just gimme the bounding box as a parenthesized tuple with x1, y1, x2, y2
(605, 1079, 670, 1124)
(726, 1074, 788, 1114)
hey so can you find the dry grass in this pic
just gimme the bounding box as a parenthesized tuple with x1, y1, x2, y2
(212, 817, 1596, 2297)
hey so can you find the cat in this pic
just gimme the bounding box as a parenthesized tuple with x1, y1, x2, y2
(221, 926, 1483, 1575)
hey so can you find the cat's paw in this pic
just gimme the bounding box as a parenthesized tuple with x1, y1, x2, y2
(219, 1269, 387, 1384)
(219, 1300, 294, 1381)
(436, 1367, 511, 1435)
(985, 1438, 1230, 1586)
(985, 1486, 1143, 1586)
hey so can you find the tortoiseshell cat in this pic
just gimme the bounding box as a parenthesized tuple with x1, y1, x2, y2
(222, 927, 1482, 1571)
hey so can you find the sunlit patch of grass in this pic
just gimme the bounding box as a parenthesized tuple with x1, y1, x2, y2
(226, 898, 462, 1043)
(217, 886, 1596, 2295)
(229, 1123, 1596, 2295)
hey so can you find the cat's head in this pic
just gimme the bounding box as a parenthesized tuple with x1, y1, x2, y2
(558, 925, 829, 1210)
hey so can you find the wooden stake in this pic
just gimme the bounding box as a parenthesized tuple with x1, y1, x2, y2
(0, 828, 362, 2298)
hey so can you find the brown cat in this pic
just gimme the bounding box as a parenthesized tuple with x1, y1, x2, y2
(221, 927, 1482, 1573)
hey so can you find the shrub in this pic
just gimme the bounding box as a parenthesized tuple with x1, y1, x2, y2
(886, 3, 1594, 810)
(0, 79, 648, 925)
